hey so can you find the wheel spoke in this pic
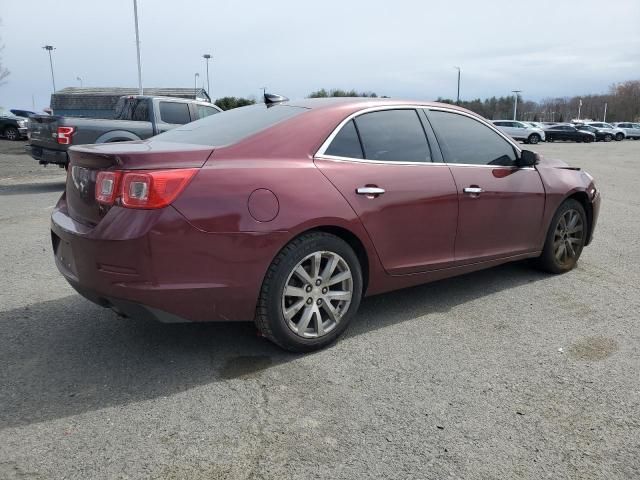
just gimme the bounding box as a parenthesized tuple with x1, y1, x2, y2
(567, 213, 579, 230)
(327, 270, 351, 286)
(566, 240, 576, 257)
(314, 306, 325, 336)
(567, 225, 583, 235)
(555, 242, 566, 261)
(326, 290, 351, 301)
(284, 285, 306, 298)
(320, 254, 338, 282)
(311, 252, 322, 279)
(296, 304, 314, 333)
(294, 265, 313, 285)
(284, 299, 305, 321)
(321, 301, 339, 322)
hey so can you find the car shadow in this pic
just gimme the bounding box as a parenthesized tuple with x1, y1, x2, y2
(0, 262, 549, 429)
(0, 181, 65, 196)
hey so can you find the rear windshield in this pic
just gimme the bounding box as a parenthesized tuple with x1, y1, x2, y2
(156, 104, 307, 147)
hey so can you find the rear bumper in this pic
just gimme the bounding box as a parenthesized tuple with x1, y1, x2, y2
(51, 198, 288, 322)
(25, 144, 69, 165)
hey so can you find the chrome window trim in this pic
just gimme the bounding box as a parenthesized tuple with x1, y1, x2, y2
(316, 154, 534, 170)
(314, 104, 523, 167)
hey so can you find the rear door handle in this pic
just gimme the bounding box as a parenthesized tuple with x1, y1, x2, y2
(463, 187, 484, 194)
(356, 187, 385, 195)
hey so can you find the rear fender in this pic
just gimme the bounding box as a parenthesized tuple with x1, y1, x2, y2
(95, 130, 141, 143)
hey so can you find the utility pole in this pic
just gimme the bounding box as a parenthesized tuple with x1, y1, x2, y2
(577, 98, 582, 121)
(603, 102, 608, 122)
(512, 90, 522, 120)
(203, 54, 212, 98)
(42, 45, 56, 92)
(132, 0, 143, 94)
(194, 73, 199, 98)
(453, 66, 461, 104)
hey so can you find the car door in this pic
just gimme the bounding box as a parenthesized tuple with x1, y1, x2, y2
(314, 108, 459, 274)
(425, 108, 545, 264)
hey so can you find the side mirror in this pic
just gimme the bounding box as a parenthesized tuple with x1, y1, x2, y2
(518, 149, 539, 167)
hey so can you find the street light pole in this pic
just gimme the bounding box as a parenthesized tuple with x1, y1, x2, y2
(194, 73, 199, 98)
(603, 102, 608, 122)
(512, 90, 522, 120)
(132, 0, 143, 94)
(577, 98, 582, 121)
(453, 66, 461, 104)
(203, 54, 212, 99)
(42, 45, 56, 92)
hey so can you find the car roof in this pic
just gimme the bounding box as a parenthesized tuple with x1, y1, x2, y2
(281, 97, 473, 115)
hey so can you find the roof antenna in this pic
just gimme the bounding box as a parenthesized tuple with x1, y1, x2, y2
(264, 92, 289, 106)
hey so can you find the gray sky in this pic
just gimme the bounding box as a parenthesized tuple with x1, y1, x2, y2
(2, 0, 639, 111)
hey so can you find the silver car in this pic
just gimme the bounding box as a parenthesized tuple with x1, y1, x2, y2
(611, 122, 640, 140)
(492, 120, 545, 144)
(584, 122, 626, 141)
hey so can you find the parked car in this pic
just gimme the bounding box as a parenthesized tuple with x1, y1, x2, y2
(0, 109, 28, 140)
(611, 122, 640, 139)
(575, 124, 613, 142)
(492, 120, 545, 144)
(525, 121, 546, 130)
(582, 122, 625, 141)
(26, 95, 222, 167)
(544, 124, 596, 143)
(51, 98, 600, 352)
(10, 109, 37, 118)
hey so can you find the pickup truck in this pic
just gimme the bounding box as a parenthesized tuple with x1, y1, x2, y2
(26, 95, 221, 167)
(1, 109, 29, 141)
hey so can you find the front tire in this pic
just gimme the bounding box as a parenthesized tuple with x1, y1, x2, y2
(615, 133, 624, 141)
(536, 199, 587, 274)
(528, 133, 540, 145)
(4, 126, 19, 141)
(604, 134, 613, 142)
(255, 232, 363, 352)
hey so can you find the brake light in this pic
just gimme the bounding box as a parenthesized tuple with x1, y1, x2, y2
(94, 169, 197, 209)
(95, 171, 122, 205)
(57, 126, 75, 145)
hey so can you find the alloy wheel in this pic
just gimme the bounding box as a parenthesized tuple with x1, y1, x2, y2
(282, 251, 353, 338)
(553, 209, 584, 267)
(5, 128, 18, 141)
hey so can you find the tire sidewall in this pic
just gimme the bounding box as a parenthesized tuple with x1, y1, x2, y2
(263, 234, 363, 351)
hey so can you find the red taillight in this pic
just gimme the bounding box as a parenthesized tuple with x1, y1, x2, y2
(95, 171, 122, 205)
(94, 168, 197, 209)
(57, 126, 75, 145)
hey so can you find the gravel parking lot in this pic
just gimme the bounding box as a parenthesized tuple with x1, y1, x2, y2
(1, 139, 638, 479)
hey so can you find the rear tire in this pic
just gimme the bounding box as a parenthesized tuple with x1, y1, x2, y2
(604, 134, 613, 142)
(615, 133, 624, 141)
(528, 133, 540, 145)
(255, 232, 363, 352)
(536, 199, 587, 274)
(4, 126, 19, 141)
(584, 136, 593, 143)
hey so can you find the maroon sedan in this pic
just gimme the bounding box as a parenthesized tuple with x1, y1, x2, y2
(51, 98, 600, 351)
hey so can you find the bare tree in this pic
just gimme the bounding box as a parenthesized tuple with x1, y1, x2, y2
(0, 19, 9, 86)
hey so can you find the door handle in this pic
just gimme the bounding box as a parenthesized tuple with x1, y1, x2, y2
(356, 187, 385, 195)
(463, 187, 484, 194)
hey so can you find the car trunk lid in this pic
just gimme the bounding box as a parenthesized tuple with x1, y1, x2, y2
(66, 141, 213, 226)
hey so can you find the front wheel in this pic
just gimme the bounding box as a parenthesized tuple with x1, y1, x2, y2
(604, 134, 613, 142)
(536, 199, 587, 274)
(584, 136, 593, 143)
(4, 126, 19, 141)
(528, 133, 540, 145)
(615, 133, 624, 141)
(255, 232, 363, 352)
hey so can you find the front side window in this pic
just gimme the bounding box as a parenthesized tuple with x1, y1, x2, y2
(159, 102, 191, 124)
(427, 110, 517, 166)
(354, 109, 431, 162)
(325, 120, 363, 159)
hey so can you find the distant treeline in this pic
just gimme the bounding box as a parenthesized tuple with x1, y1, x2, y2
(438, 80, 640, 122)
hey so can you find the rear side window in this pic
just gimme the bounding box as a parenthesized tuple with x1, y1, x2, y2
(427, 110, 517, 166)
(114, 98, 149, 121)
(159, 102, 191, 124)
(325, 120, 363, 159)
(156, 104, 306, 147)
(196, 104, 219, 119)
(354, 109, 431, 162)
